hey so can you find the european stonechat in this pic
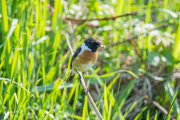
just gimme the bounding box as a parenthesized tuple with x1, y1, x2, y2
(66, 38, 105, 83)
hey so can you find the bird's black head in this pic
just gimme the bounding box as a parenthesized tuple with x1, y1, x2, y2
(84, 38, 105, 52)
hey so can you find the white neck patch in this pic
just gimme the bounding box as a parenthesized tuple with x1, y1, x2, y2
(81, 43, 91, 52)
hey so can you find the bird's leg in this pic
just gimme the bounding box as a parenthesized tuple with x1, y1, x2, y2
(82, 72, 86, 80)
(82, 71, 88, 87)
(74, 70, 88, 95)
(74, 69, 82, 83)
(78, 74, 82, 84)
(82, 71, 89, 95)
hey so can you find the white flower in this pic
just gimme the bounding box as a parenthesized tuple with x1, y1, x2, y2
(149, 30, 160, 37)
(72, 4, 81, 11)
(143, 23, 155, 31)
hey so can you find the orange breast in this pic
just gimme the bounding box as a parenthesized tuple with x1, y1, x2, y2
(80, 50, 98, 64)
(72, 50, 98, 71)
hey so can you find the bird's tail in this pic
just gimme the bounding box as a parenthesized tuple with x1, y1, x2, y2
(66, 69, 76, 83)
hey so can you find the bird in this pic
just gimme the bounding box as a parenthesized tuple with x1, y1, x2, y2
(66, 38, 105, 83)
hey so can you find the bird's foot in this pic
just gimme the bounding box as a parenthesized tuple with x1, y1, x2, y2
(82, 72, 86, 77)
(78, 74, 82, 83)
(83, 87, 89, 95)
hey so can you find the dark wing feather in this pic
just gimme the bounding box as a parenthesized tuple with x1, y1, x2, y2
(70, 47, 82, 68)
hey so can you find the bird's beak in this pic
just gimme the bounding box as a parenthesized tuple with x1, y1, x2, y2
(100, 44, 105, 49)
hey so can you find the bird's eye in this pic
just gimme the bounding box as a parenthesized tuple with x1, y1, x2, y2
(93, 42, 96, 45)
(91, 41, 95, 44)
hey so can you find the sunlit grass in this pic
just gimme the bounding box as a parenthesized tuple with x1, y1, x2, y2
(0, 0, 180, 119)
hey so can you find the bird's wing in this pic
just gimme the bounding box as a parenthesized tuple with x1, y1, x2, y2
(70, 47, 82, 68)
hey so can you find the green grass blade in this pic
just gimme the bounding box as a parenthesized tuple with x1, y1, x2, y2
(134, 107, 148, 120)
(164, 81, 180, 117)
(154, 111, 158, 120)
(172, 23, 180, 62)
(123, 101, 137, 118)
(165, 88, 180, 120)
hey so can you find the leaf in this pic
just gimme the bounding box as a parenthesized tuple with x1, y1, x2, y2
(139, 69, 166, 81)
(134, 107, 148, 120)
(0, 60, 5, 69)
(173, 23, 180, 62)
(164, 81, 180, 118)
(162, 49, 172, 65)
(11, 49, 18, 79)
(154, 111, 158, 120)
(125, 70, 139, 78)
(0, 77, 34, 97)
(102, 70, 139, 79)
(32, 35, 49, 46)
(123, 101, 137, 118)
(82, 96, 88, 119)
(153, 8, 178, 18)
(165, 88, 180, 120)
(35, 82, 74, 92)
(103, 84, 108, 120)
(148, 51, 160, 66)
(7, 18, 18, 40)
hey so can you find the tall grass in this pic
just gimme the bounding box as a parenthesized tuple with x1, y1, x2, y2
(0, 0, 180, 119)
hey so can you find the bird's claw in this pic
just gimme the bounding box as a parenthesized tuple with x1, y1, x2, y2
(83, 87, 89, 95)
(78, 75, 82, 83)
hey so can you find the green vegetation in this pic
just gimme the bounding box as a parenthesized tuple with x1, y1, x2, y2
(0, 0, 180, 119)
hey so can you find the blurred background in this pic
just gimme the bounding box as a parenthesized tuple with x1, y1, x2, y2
(0, 0, 180, 119)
